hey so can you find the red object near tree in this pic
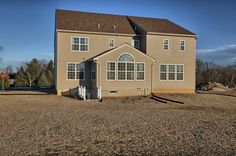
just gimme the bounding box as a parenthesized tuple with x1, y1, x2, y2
(0, 74, 8, 78)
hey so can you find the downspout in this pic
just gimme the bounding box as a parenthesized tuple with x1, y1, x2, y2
(151, 63, 153, 95)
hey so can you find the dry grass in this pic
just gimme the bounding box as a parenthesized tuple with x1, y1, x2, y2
(0, 91, 235, 155)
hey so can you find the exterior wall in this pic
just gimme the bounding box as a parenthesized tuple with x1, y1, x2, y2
(95, 45, 154, 97)
(146, 34, 196, 93)
(55, 31, 138, 92)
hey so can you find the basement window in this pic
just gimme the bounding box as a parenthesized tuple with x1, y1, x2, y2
(109, 90, 117, 94)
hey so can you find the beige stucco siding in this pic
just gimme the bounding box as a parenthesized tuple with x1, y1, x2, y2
(95, 45, 155, 97)
(56, 31, 140, 91)
(146, 34, 196, 93)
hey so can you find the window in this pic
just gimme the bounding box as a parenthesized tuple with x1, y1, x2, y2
(132, 39, 140, 49)
(67, 63, 76, 79)
(163, 39, 169, 51)
(72, 37, 89, 52)
(168, 65, 175, 80)
(118, 53, 135, 80)
(67, 63, 85, 80)
(180, 40, 185, 51)
(160, 65, 167, 80)
(107, 62, 115, 80)
(160, 64, 184, 81)
(177, 65, 184, 80)
(91, 63, 96, 80)
(137, 63, 144, 80)
(108, 39, 115, 48)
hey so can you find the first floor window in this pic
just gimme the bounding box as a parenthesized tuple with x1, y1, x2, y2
(160, 64, 184, 81)
(127, 63, 135, 80)
(137, 63, 144, 80)
(76, 63, 85, 80)
(118, 62, 126, 80)
(168, 65, 175, 80)
(91, 63, 96, 80)
(67, 63, 76, 79)
(107, 62, 115, 80)
(67, 62, 85, 80)
(177, 65, 184, 80)
(72, 37, 89, 52)
(160, 65, 167, 80)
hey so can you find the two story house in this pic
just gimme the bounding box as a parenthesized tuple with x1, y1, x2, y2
(55, 9, 197, 98)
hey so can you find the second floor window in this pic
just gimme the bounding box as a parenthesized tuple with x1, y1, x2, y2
(180, 40, 185, 51)
(108, 39, 115, 48)
(163, 39, 169, 51)
(131, 39, 140, 50)
(72, 37, 89, 52)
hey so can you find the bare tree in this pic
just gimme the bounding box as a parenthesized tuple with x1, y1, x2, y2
(16, 59, 43, 87)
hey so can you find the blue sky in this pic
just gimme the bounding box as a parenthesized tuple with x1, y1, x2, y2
(0, 0, 236, 68)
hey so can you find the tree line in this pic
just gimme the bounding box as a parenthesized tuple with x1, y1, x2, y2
(0, 58, 53, 88)
(196, 59, 236, 88)
(1, 58, 236, 88)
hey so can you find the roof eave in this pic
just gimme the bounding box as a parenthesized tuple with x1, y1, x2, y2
(57, 29, 137, 37)
(147, 32, 198, 39)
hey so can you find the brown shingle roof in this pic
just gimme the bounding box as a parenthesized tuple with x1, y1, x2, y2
(56, 9, 196, 36)
(128, 16, 196, 35)
(56, 9, 136, 34)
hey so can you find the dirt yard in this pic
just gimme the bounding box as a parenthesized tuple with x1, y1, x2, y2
(0, 91, 235, 155)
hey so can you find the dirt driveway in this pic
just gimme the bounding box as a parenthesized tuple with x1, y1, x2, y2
(0, 91, 235, 155)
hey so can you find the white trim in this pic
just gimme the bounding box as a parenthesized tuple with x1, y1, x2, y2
(57, 29, 137, 37)
(180, 40, 185, 52)
(71, 36, 89, 52)
(131, 39, 140, 50)
(147, 31, 197, 38)
(163, 39, 169, 51)
(117, 53, 135, 81)
(108, 38, 115, 48)
(106, 61, 116, 81)
(93, 44, 155, 62)
(159, 64, 184, 81)
(136, 62, 145, 81)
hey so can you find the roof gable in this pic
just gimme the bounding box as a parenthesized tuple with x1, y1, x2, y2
(91, 44, 155, 62)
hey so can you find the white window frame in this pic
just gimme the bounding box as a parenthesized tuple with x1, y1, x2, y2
(177, 64, 184, 80)
(106, 61, 116, 81)
(131, 39, 140, 50)
(160, 64, 167, 81)
(136, 62, 145, 81)
(180, 40, 185, 52)
(66, 62, 85, 80)
(163, 39, 169, 51)
(159, 64, 184, 81)
(108, 39, 115, 48)
(117, 53, 135, 81)
(71, 36, 89, 52)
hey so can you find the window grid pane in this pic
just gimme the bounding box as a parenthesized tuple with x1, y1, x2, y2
(107, 62, 116, 80)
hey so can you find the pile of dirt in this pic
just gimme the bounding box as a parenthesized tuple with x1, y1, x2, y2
(197, 82, 228, 91)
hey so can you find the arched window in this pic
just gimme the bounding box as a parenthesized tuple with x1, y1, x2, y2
(117, 53, 135, 80)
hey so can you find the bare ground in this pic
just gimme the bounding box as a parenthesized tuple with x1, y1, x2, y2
(0, 91, 235, 155)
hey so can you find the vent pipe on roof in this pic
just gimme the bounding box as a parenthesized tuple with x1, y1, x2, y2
(97, 24, 100, 29)
(113, 25, 116, 29)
